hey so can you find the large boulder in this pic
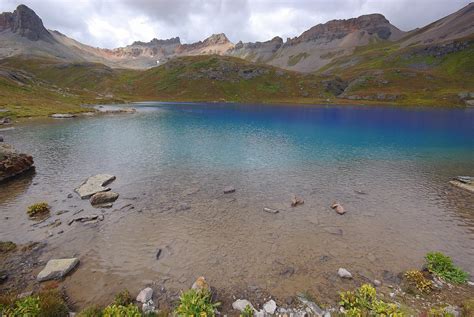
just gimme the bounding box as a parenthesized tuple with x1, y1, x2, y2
(0, 143, 34, 182)
(75, 174, 116, 199)
(37, 258, 79, 282)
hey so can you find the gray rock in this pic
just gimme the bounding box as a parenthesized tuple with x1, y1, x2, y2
(90, 191, 119, 206)
(331, 202, 345, 215)
(223, 186, 236, 194)
(142, 300, 155, 314)
(75, 174, 116, 199)
(263, 207, 279, 214)
(468, 281, 474, 287)
(37, 258, 79, 282)
(136, 287, 153, 303)
(50, 113, 76, 119)
(465, 100, 474, 106)
(297, 295, 325, 316)
(232, 299, 255, 312)
(263, 299, 277, 314)
(444, 306, 460, 317)
(68, 214, 99, 225)
(373, 279, 382, 286)
(338, 268, 352, 279)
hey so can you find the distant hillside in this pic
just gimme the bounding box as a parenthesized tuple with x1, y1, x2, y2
(1, 3, 473, 72)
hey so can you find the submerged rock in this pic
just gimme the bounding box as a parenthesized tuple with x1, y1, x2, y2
(449, 177, 474, 194)
(232, 299, 255, 312)
(291, 195, 304, 207)
(263, 207, 279, 214)
(331, 202, 345, 215)
(297, 295, 325, 316)
(223, 186, 236, 194)
(338, 268, 352, 279)
(136, 287, 153, 303)
(37, 258, 79, 282)
(75, 174, 116, 199)
(90, 191, 119, 206)
(0, 143, 34, 182)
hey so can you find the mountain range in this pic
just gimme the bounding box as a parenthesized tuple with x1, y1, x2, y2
(0, 3, 473, 117)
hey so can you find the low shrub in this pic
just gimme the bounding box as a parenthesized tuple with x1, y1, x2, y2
(175, 289, 220, 317)
(0, 241, 16, 253)
(240, 304, 254, 317)
(78, 305, 103, 317)
(339, 284, 403, 316)
(404, 270, 433, 293)
(425, 252, 469, 284)
(0, 289, 68, 317)
(114, 289, 133, 306)
(27, 202, 50, 218)
(102, 304, 141, 317)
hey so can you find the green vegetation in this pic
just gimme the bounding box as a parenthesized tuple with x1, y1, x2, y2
(102, 304, 142, 317)
(404, 270, 433, 293)
(462, 298, 474, 316)
(77, 305, 104, 317)
(425, 252, 469, 284)
(27, 202, 50, 218)
(114, 289, 133, 306)
(0, 241, 16, 253)
(339, 284, 403, 316)
(240, 304, 254, 317)
(428, 306, 456, 317)
(0, 289, 68, 317)
(175, 289, 220, 317)
(287, 52, 309, 66)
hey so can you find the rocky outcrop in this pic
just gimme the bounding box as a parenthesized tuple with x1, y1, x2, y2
(176, 33, 234, 55)
(37, 258, 79, 282)
(0, 4, 53, 42)
(0, 143, 34, 182)
(75, 174, 116, 199)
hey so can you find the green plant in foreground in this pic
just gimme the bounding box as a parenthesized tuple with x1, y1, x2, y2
(428, 306, 456, 317)
(2, 295, 41, 316)
(78, 305, 103, 317)
(425, 252, 469, 284)
(404, 270, 433, 293)
(1, 289, 68, 317)
(339, 284, 403, 316)
(114, 289, 133, 306)
(102, 304, 141, 317)
(27, 202, 50, 218)
(175, 289, 220, 317)
(240, 304, 254, 317)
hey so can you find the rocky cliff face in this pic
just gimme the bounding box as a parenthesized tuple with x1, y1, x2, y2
(228, 37, 283, 63)
(109, 37, 181, 59)
(0, 4, 53, 42)
(175, 33, 234, 55)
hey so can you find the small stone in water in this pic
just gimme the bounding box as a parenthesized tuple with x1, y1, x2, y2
(263, 207, 279, 214)
(223, 186, 236, 194)
(156, 248, 162, 260)
(331, 202, 345, 215)
(291, 195, 304, 207)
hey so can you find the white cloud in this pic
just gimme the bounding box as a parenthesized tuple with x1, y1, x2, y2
(0, 0, 471, 48)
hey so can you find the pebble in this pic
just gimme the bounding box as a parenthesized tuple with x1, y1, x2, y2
(263, 207, 279, 214)
(223, 186, 236, 194)
(338, 268, 352, 279)
(468, 281, 474, 287)
(373, 279, 382, 286)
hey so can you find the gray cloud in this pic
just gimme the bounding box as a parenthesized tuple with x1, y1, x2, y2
(0, 0, 471, 48)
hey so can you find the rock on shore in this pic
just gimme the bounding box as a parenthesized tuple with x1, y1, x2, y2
(0, 143, 34, 182)
(75, 174, 116, 199)
(37, 258, 79, 282)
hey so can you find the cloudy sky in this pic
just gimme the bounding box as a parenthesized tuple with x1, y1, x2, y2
(0, 0, 471, 48)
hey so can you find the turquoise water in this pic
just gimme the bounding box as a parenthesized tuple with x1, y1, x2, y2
(0, 103, 473, 306)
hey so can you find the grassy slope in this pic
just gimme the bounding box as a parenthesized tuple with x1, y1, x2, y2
(0, 40, 473, 118)
(318, 36, 474, 106)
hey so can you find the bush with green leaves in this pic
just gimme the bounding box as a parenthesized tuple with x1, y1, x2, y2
(0, 289, 68, 317)
(175, 289, 220, 317)
(425, 252, 469, 284)
(114, 289, 133, 306)
(240, 304, 254, 317)
(339, 284, 403, 316)
(27, 202, 50, 218)
(77, 305, 103, 317)
(0, 241, 16, 253)
(102, 304, 142, 317)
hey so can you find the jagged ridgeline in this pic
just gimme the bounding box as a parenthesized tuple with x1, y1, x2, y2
(0, 3, 473, 116)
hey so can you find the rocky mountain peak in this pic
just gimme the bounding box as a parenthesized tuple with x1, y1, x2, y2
(0, 4, 52, 41)
(203, 33, 230, 45)
(131, 37, 181, 47)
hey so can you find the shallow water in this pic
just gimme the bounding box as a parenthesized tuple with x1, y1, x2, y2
(1, 103, 474, 307)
